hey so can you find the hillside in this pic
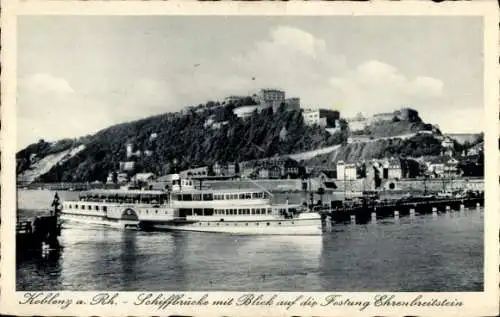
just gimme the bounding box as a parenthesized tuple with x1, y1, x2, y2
(445, 133, 482, 145)
(303, 134, 445, 169)
(350, 115, 436, 138)
(16, 100, 447, 183)
(17, 103, 348, 183)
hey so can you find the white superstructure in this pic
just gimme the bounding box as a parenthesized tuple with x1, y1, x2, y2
(160, 177, 323, 235)
(61, 189, 178, 230)
(61, 174, 323, 235)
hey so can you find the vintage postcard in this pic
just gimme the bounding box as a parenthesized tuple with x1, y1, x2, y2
(1, 1, 499, 316)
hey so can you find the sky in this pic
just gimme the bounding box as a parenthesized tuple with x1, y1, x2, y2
(17, 15, 484, 149)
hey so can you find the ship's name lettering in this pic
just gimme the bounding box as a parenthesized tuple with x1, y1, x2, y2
(134, 293, 209, 309)
(19, 292, 73, 309)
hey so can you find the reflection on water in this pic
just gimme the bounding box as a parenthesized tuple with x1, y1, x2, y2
(16, 190, 483, 292)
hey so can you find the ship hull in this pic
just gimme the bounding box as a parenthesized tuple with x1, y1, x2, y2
(60, 214, 140, 230)
(153, 215, 323, 236)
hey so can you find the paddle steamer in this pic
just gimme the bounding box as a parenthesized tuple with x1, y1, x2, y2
(60, 189, 177, 230)
(60, 174, 322, 235)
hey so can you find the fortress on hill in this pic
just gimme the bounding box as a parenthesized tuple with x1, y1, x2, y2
(346, 108, 420, 133)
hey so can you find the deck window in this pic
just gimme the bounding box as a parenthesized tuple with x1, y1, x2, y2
(193, 194, 202, 201)
(268, 208, 272, 214)
(203, 193, 213, 201)
(103, 206, 107, 212)
(239, 194, 245, 199)
(255, 193, 262, 199)
(179, 208, 192, 216)
(245, 193, 252, 199)
(194, 208, 203, 216)
(95, 206, 99, 211)
(203, 209, 214, 216)
(81, 205, 86, 210)
(251, 209, 255, 215)
(182, 194, 192, 201)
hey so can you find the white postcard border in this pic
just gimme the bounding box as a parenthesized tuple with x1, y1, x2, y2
(1, 1, 499, 316)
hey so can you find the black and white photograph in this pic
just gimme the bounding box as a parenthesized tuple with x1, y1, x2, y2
(2, 2, 499, 316)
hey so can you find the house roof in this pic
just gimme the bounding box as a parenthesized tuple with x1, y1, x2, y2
(387, 158, 401, 166)
(427, 156, 456, 164)
(134, 173, 156, 180)
(320, 170, 336, 179)
(156, 174, 180, 182)
(336, 160, 357, 165)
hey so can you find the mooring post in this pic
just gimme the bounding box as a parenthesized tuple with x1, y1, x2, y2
(350, 214, 356, 224)
(460, 204, 465, 211)
(326, 215, 332, 232)
(432, 207, 438, 217)
(371, 212, 377, 223)
(445, 205, 451, 212)
(476, 202, 480, 211)
(394, 210, 399, 220)
(409, 208, 415, 219)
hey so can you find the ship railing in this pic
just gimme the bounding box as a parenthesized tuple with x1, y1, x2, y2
(246, 178, 274, 198)
(16, 221, 33, 234)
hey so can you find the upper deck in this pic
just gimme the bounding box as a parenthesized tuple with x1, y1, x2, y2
(71, 189, 169, 205)
(170, 188, 270, 202)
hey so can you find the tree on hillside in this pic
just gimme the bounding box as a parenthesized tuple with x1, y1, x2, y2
(23, 102, 416, 182)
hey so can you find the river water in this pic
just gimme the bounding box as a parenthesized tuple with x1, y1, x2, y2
(16, 189, 483, 292)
